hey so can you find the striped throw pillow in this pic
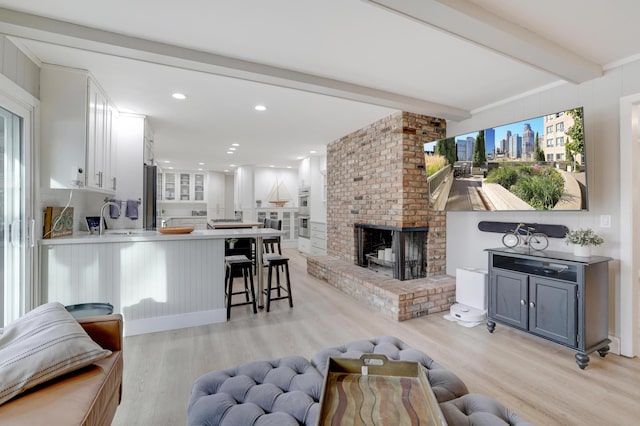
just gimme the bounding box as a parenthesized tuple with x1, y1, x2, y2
(0, 302, 112, 405)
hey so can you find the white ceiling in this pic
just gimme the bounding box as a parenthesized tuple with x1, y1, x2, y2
(0, 0, 639, 172)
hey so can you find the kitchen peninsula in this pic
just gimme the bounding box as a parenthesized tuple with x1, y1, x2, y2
(40, 228, 282, 335)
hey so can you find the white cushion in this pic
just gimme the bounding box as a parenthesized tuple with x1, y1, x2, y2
(0, 302, 111, 405)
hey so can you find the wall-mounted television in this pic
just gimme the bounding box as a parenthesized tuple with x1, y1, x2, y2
(424, 107, 587, 212)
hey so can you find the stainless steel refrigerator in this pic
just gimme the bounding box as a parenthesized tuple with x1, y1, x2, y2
(143, 164, 157, 229)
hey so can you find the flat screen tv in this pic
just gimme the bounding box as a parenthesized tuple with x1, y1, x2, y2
(424, 107, 587, 212)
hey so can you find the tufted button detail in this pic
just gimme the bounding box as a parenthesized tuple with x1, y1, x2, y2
(188, 356, 322, 426)
(188, 338, 531, 426)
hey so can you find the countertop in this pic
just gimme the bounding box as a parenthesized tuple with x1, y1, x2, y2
(40, 228, 284, 245)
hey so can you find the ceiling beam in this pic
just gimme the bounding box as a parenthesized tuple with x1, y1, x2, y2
(0, 7, 470, 121)
(366, 0, 602, 84)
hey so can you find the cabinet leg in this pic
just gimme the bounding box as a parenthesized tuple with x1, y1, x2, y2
(487, 320, 496, 333)
(575, 352, 590, 369)
(597, 345, 610, 358)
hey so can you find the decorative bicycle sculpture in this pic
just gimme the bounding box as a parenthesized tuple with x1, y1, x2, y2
(502, 223, 549, 251)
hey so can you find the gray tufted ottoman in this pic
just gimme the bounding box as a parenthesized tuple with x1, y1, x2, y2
(188, 336, 532, 425)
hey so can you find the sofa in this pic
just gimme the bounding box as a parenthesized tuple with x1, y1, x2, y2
(0, 313, 124, 426)
(188, 336, 531, 425)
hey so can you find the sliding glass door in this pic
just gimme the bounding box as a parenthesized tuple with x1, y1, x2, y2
(1, 104, 32, 326)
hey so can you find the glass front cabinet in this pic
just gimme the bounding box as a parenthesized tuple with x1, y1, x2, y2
(159, 171, 205, 202)
(256, 208, 299, 246)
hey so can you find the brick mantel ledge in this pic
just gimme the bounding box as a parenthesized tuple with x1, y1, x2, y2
(307, 255, 455, 321)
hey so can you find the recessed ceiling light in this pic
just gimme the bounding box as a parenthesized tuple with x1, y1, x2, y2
(229, 147, 236, 151)
(269, 165, 275, 168)
(224, 169, 229, 172)
(172, 93, 187, 100)
(296, 156, 305, 160)
(287, 166, 292, 169)
(254, 105, 267, 111)
(229, 164, 236, 167)
(197, 168, 203, 171)
(168, 166, 174, 169)
(198, 162, 205, 165)
(227, 151, 234, 154)
(163, 160, 171, 163)
(232, 143, 240, 147)
(310, 150, 317, 154)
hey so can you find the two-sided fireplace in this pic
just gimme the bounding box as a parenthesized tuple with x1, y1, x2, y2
(355, 224, 428, 281)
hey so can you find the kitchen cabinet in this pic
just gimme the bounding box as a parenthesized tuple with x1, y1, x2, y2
(256, 208, 298, 247)
(40, 65, 118, 192)
(163, 172, 177, 201)
(194, 174, 205, 201)
(486, 247, 611, 369)
(160, 171, 206, 202)
(310, 221, 327, 255)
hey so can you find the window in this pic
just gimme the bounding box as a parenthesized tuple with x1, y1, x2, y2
(546, 154, 554, 161)
(556, 137, 564, 146)
(546, 125, 554, 133)
(556, 153, 565, 160)
(556, 122, 564, 132)
(0, 101, 33, 326)
(546, 139, 554, 147)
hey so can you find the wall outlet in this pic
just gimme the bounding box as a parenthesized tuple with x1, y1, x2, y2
(600, 215, 611, 228)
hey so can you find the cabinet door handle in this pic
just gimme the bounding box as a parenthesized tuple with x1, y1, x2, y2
(529, 302, 536, 309)
(520, 299, 526, 306)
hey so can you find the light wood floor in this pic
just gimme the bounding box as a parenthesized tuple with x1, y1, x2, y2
(112, 249, 640, 426)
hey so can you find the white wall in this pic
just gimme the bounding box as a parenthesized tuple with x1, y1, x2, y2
(310, 156, 327, 222)
(254, 167, 298, 207)
(445, 58, 640, 348)
(224, 174, 234, 218)
(111, 114, 144, 229)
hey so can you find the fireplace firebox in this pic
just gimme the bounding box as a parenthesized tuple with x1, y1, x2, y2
(355, 224, 428, 280)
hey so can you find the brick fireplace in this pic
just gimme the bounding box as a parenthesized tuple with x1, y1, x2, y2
(307, 111, 455, 320)
(355, 223, 427, 280)
(326, 111, 446, 272)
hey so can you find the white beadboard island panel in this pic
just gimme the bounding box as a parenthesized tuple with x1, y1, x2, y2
(40, 228, 283, 335)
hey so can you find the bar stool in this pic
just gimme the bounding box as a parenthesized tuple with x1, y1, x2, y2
(224, 255, 257, 320)
(263, 254, 293, 312)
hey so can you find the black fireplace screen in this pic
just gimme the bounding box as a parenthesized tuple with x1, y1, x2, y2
(355, 224, 428, 280)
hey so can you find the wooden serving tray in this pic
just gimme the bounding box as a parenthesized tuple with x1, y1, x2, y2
(318, 354, 446, 426)
(158, 226, 194, 234)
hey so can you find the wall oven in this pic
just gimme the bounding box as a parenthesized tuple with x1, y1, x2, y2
(298, 186, 311, 216)
(298, 187, 310, 216)
(299, 216, 310, 238)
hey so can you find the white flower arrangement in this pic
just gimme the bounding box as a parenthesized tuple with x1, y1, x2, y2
(564, 228, 604, 247)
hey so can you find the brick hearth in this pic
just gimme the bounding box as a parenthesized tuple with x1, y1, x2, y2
(308, 256, 455, 321)
(307, 111, 455, 321)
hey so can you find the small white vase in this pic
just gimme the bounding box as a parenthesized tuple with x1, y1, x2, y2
(573, 245, 591, 257)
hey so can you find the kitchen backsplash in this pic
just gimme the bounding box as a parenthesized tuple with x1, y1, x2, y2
(40, 189, 143, 234)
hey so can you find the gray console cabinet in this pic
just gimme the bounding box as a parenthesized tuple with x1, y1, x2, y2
(486, 248, 611, 369)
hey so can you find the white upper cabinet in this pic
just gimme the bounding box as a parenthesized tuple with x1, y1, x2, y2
(40, 65, 118, 192)
(160, 171, 206, 202)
